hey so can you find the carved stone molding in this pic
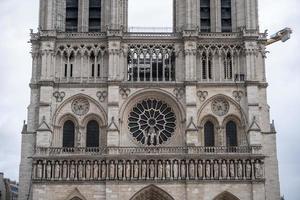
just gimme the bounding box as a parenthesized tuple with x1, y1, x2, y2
(211, 98, 230, 116)
(120, 88, 131, 99)
(173, 88, 185, 99)
(53, 91, 65, 102)
(33, 158, 264, 182)
(71, 98, 90, 116)
(96, 91, 108, 102)
(197, 91, 208, 102)
(233, 91, 244, 102)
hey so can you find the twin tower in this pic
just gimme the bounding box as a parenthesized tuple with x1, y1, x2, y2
(39, 0, 259, 33)
(19, 0, 281, 200)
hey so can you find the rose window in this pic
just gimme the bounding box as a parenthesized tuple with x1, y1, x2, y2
(128, 99, 176, 146)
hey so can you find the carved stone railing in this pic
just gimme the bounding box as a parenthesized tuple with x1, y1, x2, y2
(34, 146, 262, 157)
(32, 157, 264, 183)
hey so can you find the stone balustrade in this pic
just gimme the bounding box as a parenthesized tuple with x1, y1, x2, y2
(34, 146, 262, 157)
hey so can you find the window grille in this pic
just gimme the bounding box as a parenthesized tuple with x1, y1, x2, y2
(221, 0, 232, 32)
(202, 52, 213, 80)
(89, 0, 101, 32)
(224, 52, 233, 80)
(200, 0, 211, 32)
(66, 0, 79, 32)
(127, 45, 175, 82)
(86, 120, 100, 147)
(204, 121, 215, 147)
(63, 120, 75, 147)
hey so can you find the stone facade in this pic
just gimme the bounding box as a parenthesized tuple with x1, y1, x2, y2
(0, 173, 19, 200)
(18, 0, 281, 200)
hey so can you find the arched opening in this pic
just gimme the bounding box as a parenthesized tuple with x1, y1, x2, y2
(63, 120, 75, 147)
(71, 198, 82, 200)
(213, 191, 240, 200)
(130, 185, 174, 200)
(128, 0, 173, 32)
(204, 121, 215, 147)
(86, 120, 100, 147)
(226, 121, 238, 147)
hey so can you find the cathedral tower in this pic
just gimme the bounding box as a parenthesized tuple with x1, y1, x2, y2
(19, 0, 282, 199)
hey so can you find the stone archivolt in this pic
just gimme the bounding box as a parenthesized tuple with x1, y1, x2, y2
(33, 158, 264, 182)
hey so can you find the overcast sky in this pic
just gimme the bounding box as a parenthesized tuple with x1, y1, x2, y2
(0, 0, 299, 199)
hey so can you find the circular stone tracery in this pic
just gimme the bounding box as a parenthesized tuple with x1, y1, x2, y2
(128, 99, 176, 146)
(71, 98, 90, 116)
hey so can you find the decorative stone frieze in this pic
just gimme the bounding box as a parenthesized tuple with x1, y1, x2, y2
(32, 157, 264, 182)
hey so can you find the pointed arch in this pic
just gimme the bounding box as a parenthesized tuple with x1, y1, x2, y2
(64, 188, 87, 200)
(130, 185, 174, 200)
(213, 191, 240, 200)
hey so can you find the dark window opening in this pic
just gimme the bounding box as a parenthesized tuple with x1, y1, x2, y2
(89, 0, 101, 32)
(224, 53, 233, 79)
(200, 0, 211, 32)
(226, 121, 238, 147)
(66, 0, 79, 32)
(64, 64, 68, 77)
(202, 53, 212, 80)
(63, 120, 75, 148)
(70, 64, 73, 77)
(127, 46, 175, 82)
(204, 121, 215, 147)
(97, 64, 100, 77)
(91, 64, 95, 77)
(86, 120, 100, 147)
(221, 0, 232, 32)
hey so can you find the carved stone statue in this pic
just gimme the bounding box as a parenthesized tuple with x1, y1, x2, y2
(86, 163, 91, 180)
(149, 161, 155, 179)
(126, 161, 131, 179)
(197, 161, 203, 179)
(255, 162, 263, 178)
(246, 161, 252, 179)
(62, 162, 68, 179)
(173, 160, 179, 179)
(229, 162, 235, 178)
(157, 161, 163, 179)
(189, 161, 195, 179)
(54, 162, 60, 179)
(221, 162, 227, 179)
(70, 162, 75, 179)
(237, 161, 243, 178)
(101, 161, 107, 179)
(141, 161, 147, 179)
(118, 161, 123, 180)
(93, 162, 99, 179)
(134, 161, 139, 179)
(180, 161, 186, 179)
(37, 162, 43, 179)
(214, 162, 219, 179)
(110, 162, 115, 179)
(205, 162, 211, 179)
(46, 163, 52, 179)
(165, 161, 171, 179)
(78, 162, 83, 180)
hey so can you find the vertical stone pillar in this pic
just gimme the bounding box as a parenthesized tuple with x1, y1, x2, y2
(79, 0, 89, 32)
(245, 0, 259, 31)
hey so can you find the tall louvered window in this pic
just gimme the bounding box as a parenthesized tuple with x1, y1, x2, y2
(89, 0, 101, 32)
(86, 120, 100, 147)
(200, 0, 211, 32)
(63, 120, 75, 147)
(226, 121, 238, 146)
(204, 121, 215, 147)
(221, 0, 232, 32)
(66, 0, 79, 32)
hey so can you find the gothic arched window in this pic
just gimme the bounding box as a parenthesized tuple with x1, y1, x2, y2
(86, 120, 100, 147)
(63, 120, 75, 147)
(224, 52, 233, 80)
(226, 121, 238, 146)
(204, 121, 215, 147)
(66, 0, 79, 32)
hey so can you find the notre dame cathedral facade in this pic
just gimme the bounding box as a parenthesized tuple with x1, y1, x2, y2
(18, 0, 281, 199)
